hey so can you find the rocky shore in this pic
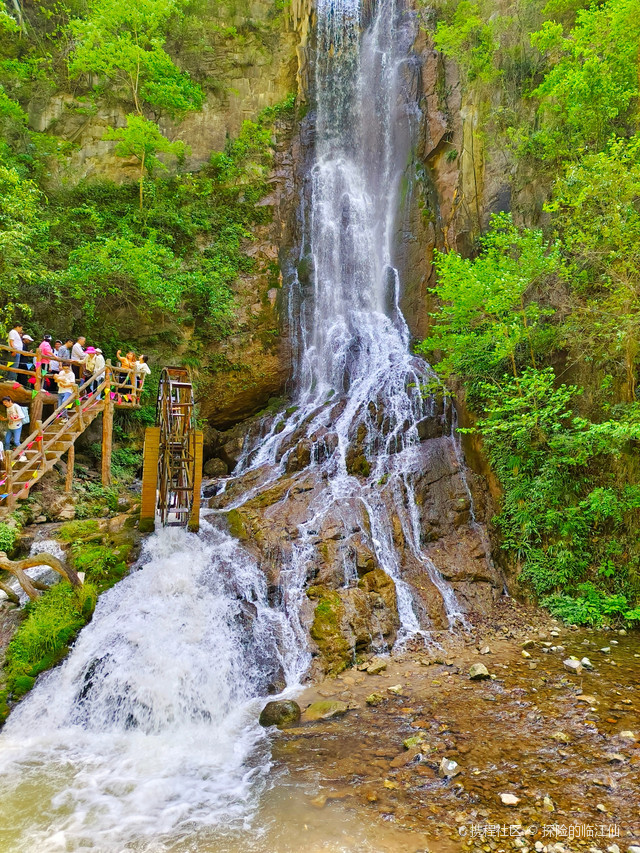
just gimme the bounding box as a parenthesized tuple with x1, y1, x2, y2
(263, 598, 640, 853)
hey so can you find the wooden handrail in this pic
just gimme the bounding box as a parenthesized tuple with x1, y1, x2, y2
(0, 344, 139, 377)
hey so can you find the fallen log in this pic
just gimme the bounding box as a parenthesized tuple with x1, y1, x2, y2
(0, 551, 82, 602)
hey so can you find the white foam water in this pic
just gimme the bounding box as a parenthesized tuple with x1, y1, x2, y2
(0, 523, 310, 851)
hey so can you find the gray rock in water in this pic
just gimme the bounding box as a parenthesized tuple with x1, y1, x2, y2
(564, 658, 583, 674)
(258, 700, 301, 729)
(469, 663, 490, 680)
(581, 656, 595, 670)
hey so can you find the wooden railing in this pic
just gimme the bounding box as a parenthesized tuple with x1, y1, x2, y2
(0, 360, 144, 507)
(0, 345, 144, 406)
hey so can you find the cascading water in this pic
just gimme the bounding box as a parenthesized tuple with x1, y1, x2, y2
(0, 1, 491, 849)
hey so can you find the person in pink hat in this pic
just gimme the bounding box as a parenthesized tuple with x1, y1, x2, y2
(83, 347, 98, 392)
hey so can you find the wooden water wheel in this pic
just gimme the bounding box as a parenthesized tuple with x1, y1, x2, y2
(156, 367, 198, 527)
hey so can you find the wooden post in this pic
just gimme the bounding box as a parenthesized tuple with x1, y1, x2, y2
(140, 426, 160, 533)
(31, 392, 43, 426)
(101, 394, 114, 487)
(36, 420, 45, 473)
(5, 453, 14, 510)
(65, 444, 74, 493)
(188, 430, 204, 533)
(77, 389, 85, 430)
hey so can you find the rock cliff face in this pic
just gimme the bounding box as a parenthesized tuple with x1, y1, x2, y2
(208, 392, 503, 676)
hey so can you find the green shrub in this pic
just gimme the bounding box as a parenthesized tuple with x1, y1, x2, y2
(0, 522, 19, 554)
(4, 581, 98, 696)
(542, 584, 640, 626)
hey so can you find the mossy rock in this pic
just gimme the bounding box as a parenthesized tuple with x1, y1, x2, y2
(226, 508, 249, 539)
(259, 699, 301, 729)
(346, 454, 371, 478)
(58, 519, 102, 542)
(302, 700, 350, 722)
(308, 587, 351, 676)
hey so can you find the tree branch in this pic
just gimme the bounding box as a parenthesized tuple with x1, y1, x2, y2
(0, 551, 82, 602)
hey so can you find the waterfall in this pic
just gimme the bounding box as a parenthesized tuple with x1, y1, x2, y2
(0, 1, 476, 848)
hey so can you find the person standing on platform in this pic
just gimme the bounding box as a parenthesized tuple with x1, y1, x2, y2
(1, 397, 27, 460)
(71, 336, 86, 382)
(18, 334, 34, 387)
(6, 323, 23, 382)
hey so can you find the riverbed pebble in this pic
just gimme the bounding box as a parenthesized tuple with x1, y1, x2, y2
(469, 663, 490, 680)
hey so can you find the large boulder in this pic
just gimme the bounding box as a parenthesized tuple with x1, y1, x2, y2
(258, 700, 301, 729)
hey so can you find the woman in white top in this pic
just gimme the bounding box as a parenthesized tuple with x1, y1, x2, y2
(6, 324, 23, 382)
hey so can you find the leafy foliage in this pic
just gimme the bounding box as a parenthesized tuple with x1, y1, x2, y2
(529, 0, 640, 159)
(0, 521, 19, 553)
(422, 213, 640, 622)
(423, 213, 558, 385)
(69, 0, 203, 117)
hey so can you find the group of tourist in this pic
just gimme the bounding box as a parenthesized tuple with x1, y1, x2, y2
(2, 324, 152, 456)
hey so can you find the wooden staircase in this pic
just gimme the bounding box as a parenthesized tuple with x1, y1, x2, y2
(2, 367, 140, 508)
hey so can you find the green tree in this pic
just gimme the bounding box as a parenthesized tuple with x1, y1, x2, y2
(0, 164, 46, 331)
(420, 212, 558, 386)
(104, 114, 188, 208)
(549, 137, 640, 400)
(69, 0, 202, 117)
(529, 0, 640, 160)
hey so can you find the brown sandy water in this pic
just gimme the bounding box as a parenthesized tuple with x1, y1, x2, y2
(265, 601, 640, 853)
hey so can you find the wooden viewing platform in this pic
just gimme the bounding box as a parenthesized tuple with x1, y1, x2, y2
(0, 346, 141, 508)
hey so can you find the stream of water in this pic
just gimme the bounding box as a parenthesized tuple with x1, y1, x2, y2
(0, 1, 474, 849)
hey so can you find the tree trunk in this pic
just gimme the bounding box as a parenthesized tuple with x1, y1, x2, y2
(0, 551, 82, 601)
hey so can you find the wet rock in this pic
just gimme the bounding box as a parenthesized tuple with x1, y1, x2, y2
(479, 646, 491, 655)
(259, 700, 301, 729)
(403, 734, 427, 749)
(349, 534, 378, 576)
(303, 700, 350, 722)
(522, 650, 531, 659)
(285, 439, 312, 473)
(469, 663, 490, 680)
(522, 639, 535, 649)
(387, 684, 403, 695)
(366, 692, 385, 706)
(543, 795, 555, 812)
(600, 647, 611, 654)
(564, 658, 583, 674)
(581, 657, 595, 670)
(499, 793, 521, 806)
(390, 746, 421, 768)
(619, 731, 636, 741)
(203, 457, 228, 477)
(307, 587, 351, 676)
(366, 658, 387, 675)
(438, 757, 461, 778)
(627, 847, 640, 853)
(576, 694, 598, 705)
(550, 731, 571, 743)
